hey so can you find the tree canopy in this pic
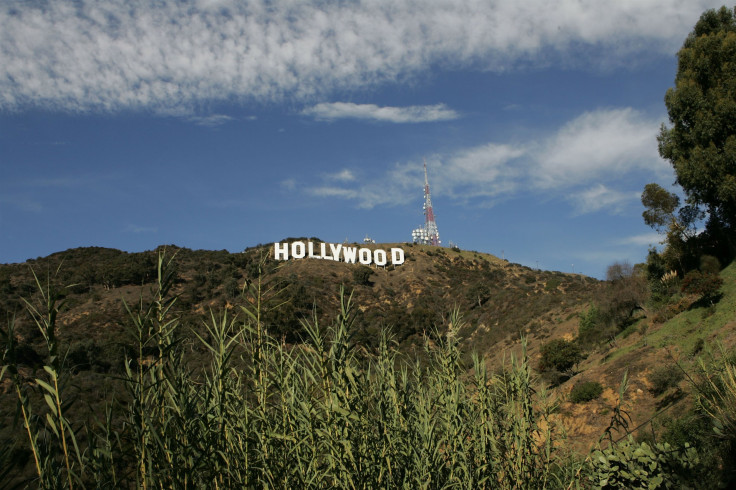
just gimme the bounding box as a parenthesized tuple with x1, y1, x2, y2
(641, 183, 680, 233)
(658, 6, 736, 238)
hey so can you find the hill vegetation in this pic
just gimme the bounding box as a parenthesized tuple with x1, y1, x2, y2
(0, 241, 599, 377)
(1, 240, 735, 487)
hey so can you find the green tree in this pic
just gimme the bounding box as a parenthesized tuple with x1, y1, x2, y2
(352, 265, 373, 286)
(642, 179, 704, 274)
(539, 338, 583, 374)
(599, 261, 649, 329)
(641, 182, 680, 233)
(658, 6, 736, 244)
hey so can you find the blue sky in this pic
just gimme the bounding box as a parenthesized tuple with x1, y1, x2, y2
(0, 1, 725, 278)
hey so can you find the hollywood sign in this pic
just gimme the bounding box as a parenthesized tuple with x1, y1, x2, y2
(274, 241, 405, 266)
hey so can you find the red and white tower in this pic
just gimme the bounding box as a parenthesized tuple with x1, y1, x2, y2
(412, 159, 441, 246)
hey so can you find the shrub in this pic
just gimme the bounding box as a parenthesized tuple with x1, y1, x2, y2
(599, 261, 649, 329)
(691, 338, 705, 357)
(578, 305, 602, 344)
(352, 265, 373, 285)
(589, 437, 699, 489)
(649, 365, 684, 396)
(223, 277, 240, 298)
(539, 338, 584, 374)
(699, 254, 721, 275)
(569, 381, 603, 403)
(618, 323, 638, 339)
(681, 270, 723, 305)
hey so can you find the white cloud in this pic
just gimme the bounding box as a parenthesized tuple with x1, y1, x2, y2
(436, 143, 528, 199)
(567, 184, 641, 215)
(188, 114, 234, 127)
(0, 0, 720, 112)
(618, 232, 663, 246)
(304, 107, 669, 212)
(303, 102, 459, 123)
(307, 186, 359, 200)
(534, 108, 669, 188)
(326, 169, 357, 182)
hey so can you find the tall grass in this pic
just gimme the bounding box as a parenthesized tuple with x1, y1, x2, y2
(0, 251, 634, 488)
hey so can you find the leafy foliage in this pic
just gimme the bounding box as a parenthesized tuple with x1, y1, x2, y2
(641, 183, 681, 233)
(658, 6, 736, 246)
(681, 270, 724, 305)
(576, 304, 619, 348)
(1, 253, 574, 488)
(539, 338, 584, 374)
(648, 365, 685, 396)
(4, 248, 733, 487)
(577, 305, 601, 343)
(569, 381, 603, 403)
(589, 437, 699, 489)
(352, 264, 373, 285)
(600, 261, 648, 329)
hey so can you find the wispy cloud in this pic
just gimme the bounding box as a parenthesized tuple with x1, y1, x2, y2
(188, 114, 234, 127)
(617, 232, 663, 246)
(568, 184, 641, 215)
(281, 178, 296, 191)
(124, 224, 157, 234)
(325, 169, 356, 182)
(307, 187, 360, 200)
(0, 195, 43, 213)
(302, 102, 459, 123)
(305, 107, 669, 213)
(534, 108, 669, 189)
(0, 1, 716, 112)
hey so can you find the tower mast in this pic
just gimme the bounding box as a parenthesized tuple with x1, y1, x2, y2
(423, 159, 440, 246)
(412, 158, 441, 246)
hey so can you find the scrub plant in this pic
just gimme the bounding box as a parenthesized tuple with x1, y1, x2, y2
(2, 267, 86, 488)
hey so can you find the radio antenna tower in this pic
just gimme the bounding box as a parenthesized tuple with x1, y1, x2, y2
(411, 159, 441, 246)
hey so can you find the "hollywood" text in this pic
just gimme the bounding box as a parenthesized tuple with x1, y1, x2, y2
(273, 241, 405, 266)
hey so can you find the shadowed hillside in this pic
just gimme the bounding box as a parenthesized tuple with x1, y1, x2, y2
(0, 241, 601, 372)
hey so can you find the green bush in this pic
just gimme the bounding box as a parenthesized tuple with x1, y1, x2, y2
(539, 338, 584, 374)
(681, 270, 723, 304)
(619, 323, 638, 339)
(648, 365, 684, 396)
(578, 305, 602, 344)
(223, 277, 240, 298)
(589, 437, 699, 489)
(699, 255, 721, 275)
(569, 381, 603, 403)
(352, 265, 373, 285)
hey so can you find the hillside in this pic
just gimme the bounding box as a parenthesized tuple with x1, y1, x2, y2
(549, 260, 736, 453)
(0, 241, 600, 370)
(0, 241, 606, 482)
(2, 241, 735, 486)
